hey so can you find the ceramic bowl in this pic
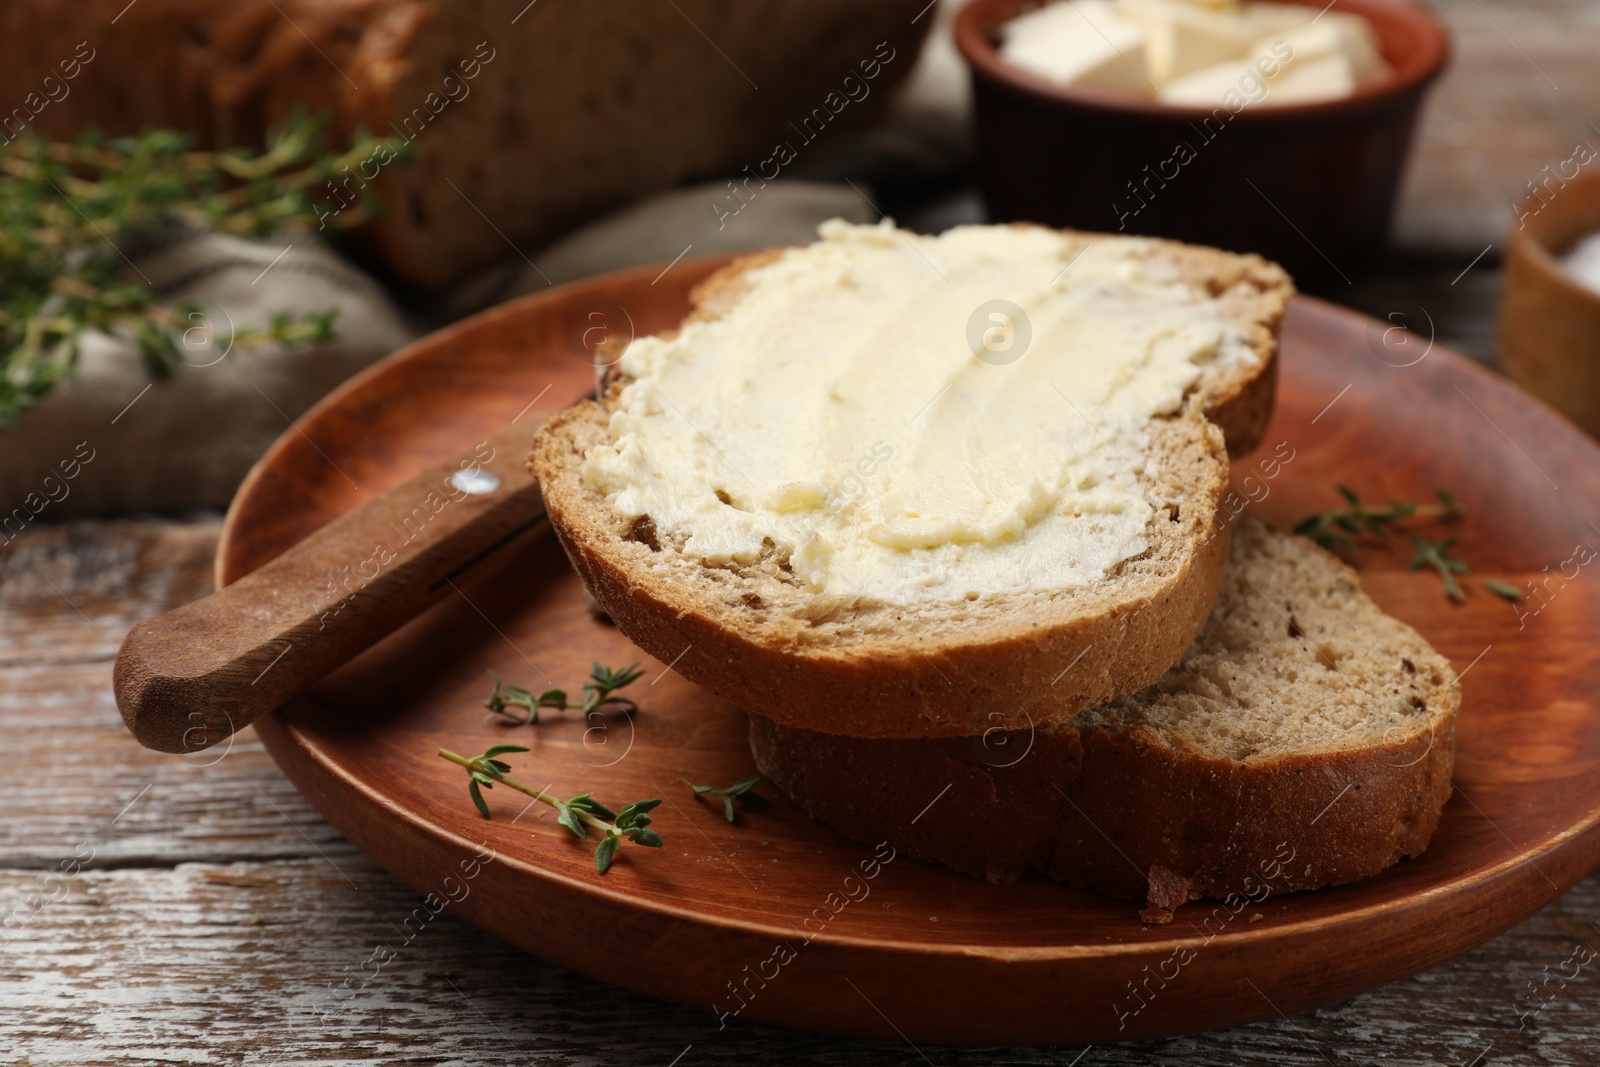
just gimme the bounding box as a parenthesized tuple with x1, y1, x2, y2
(1499, 168, 1600, 438)
(954, 0, 1450, 284)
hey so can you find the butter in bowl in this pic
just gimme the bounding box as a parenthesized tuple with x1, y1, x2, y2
(955, 0, 1450, 284)
(997, 0, 1393, 107)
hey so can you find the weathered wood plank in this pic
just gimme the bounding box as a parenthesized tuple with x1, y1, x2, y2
(1396, 0, 1600, 254)
(3, 860, 1599, 1066)
(0, 519, 217, 668)
(0, 520, 353, 868)
(5, 2, 1599, 1055)
(0, 661, 125, 728)
(0, 723, 354, 869)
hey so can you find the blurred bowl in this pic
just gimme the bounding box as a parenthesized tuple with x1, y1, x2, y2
(954, 0, 1450, 283)
(1498, 169, 1600, 439)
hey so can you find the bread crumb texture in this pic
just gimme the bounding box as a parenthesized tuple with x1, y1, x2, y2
(750, 519, 1461, 912)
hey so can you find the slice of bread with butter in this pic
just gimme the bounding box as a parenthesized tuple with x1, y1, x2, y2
(529, 221, 1291, 739)
(749, 518, 1461, 919)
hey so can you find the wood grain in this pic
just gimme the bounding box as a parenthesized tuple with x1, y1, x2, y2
(4, 857, 1600, 1066)
(1395, 0, 1600, 254)
(1497, 169, 1600, 439)
(0, 524, 350, 871)
(186, 255, 1600, 1045)
(7, 2, 1600, 1057)
(0, 521, 216, 669)
(114, 421, 552, 754)
(8, 361, 1600, 1063)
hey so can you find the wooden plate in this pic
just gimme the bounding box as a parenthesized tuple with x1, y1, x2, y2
(220, 257, 1600, 1045)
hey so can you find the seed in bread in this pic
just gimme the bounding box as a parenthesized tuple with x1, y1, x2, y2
(749, 518, 1461, 920)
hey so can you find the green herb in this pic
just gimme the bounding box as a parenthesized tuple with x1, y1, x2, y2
(1295, 486, 1463, 556)
(1296, 486, 1475, 602)
(0, 113, 409, 427)
(438, 745, 663, 873)
(1408, 534, 1469, 603)
(1484, 578, 1523, 603)
(485, 662, 644, 725)
(683, 776, 767, 824)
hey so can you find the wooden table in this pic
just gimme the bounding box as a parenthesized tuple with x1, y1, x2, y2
(6, 2, 1600, 1062)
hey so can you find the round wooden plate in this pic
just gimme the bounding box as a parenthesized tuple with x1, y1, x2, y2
(220, 257, 1600, 1045)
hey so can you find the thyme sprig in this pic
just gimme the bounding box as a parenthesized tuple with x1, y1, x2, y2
(1297, 486, 1476, 601)
(0, 114, 409, 427)
(683, 776, 767, 824)
(438, 745, 663, 873)
(1408, 534, 1469, 604)
(1295, 486, 1462, 556)
(485, 662, 644, 725)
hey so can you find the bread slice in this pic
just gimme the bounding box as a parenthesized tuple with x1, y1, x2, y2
(750, 518, 1460, 920)
(530, 223, 1292, 739)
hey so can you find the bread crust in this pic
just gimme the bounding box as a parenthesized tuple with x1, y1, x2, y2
(749, 521, 1461, 918)
(529, 229, 1292, 739)
(750, 713, 1455, 917)
(0, 0, 932, 290)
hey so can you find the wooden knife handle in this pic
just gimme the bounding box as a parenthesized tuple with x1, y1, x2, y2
(114, 422, 547, 754)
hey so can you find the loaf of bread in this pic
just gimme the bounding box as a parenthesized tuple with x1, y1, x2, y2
(530, 222, 1291, 739)
(750, 518, 1460, 920)
(0, 0, 930, 289)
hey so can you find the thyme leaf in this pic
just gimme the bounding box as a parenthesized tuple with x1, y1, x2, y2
(1484, 578, 1523, 603)
(0, 113, 410, 427)
(1407, 534, 1470, 604)
(684, 776, 767, 824)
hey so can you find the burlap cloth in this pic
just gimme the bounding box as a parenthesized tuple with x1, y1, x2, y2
(2, 5, 969, 518)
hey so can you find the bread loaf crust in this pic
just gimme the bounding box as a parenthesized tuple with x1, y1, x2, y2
(750, 713, 1455, 915)
(0, 0, 931, 289)
(748, 520, 1461, 917)
(530, 232, 1292, 738)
